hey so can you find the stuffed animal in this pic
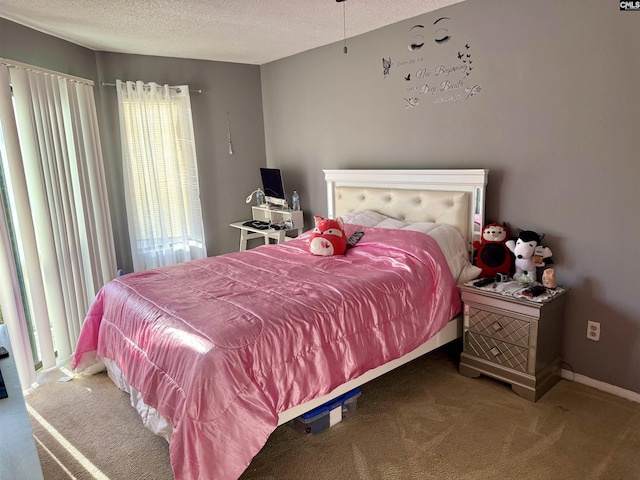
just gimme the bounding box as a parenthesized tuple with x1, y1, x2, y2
(473, 223, 513, 278)
(309, 216, 347, 256)
(505, 230, 553, 280)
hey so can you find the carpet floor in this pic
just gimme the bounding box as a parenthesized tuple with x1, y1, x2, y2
(25, 342, 640, 479)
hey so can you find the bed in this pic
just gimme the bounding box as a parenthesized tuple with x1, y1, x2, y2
(72, 168, 488, 480)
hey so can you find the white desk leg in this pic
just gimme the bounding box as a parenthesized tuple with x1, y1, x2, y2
(276, 231, 285, 244)
(239, 230, 249, 251)
(263, 234, 270, 246)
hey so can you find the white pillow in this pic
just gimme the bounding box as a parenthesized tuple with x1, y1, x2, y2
(375, 218, 409, 229)
(340, 210, 390, 227)
(342, 210, 481, 284)
(399, 222, 481, 284)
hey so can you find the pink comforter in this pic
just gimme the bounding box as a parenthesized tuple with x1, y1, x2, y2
(72, 225, 461, 480)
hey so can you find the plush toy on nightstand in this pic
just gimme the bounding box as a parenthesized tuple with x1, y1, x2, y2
(309, 216, 347, 256)
(473, 223, 513, 278)
(505, 230, 553, 280)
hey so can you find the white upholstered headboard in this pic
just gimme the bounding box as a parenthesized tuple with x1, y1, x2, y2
(324, 169, 488, 257)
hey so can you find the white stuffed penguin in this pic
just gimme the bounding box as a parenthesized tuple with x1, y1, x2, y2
(505, 230, 553, 280)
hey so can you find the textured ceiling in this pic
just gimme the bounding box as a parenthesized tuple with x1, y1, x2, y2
(0, 0, 464, 65)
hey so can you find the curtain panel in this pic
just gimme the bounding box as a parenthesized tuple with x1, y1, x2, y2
(115, 80, 206, 271)
(0, 62, 117, 390)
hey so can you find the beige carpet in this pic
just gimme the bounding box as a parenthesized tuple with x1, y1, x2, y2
(25, 342, 640, 479)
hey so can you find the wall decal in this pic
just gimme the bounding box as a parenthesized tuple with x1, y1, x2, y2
(403, 97, 419, 108)
(388, 16, 483, 108)
(433, 17, 452, 44)
(382, 57, 392, 78)
(408, 25, 425, 51)
(465, 85, 481, 99)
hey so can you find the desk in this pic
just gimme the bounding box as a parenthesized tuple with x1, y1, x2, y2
(230, 222, 302, 251)
(0, 325, 44, 479)
(231, 206, 304, 251)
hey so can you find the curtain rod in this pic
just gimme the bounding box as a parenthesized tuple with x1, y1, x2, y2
(100, 81, 202, 94)
(1, 57, 94, 86)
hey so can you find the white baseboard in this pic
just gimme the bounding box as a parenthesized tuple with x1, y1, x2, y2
(561, 369, 640, 404)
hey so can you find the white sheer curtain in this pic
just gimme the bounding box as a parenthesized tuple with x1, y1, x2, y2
(115, 80, 206, 271)
(0, 60, 117, 390)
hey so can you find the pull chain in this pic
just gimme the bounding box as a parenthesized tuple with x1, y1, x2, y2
(337, 0, 347, 54)
(342, 1, 347, 54)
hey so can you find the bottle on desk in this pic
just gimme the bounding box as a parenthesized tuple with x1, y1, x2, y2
(291, 191, 300, 211)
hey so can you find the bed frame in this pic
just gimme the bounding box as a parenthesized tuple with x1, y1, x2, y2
(277, 168, 488, 424)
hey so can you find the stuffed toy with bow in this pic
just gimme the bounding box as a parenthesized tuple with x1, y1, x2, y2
(473, 223, 513, 278)
(505, 229, 553, 280)
(309, 216, 347, 256)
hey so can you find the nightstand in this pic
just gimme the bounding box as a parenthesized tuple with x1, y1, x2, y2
(459, 284, 567, 402)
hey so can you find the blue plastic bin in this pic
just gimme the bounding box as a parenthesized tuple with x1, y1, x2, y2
(293, 387, 361, 435)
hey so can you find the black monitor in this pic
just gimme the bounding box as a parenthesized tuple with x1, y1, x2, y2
(260, 168, 287, 205)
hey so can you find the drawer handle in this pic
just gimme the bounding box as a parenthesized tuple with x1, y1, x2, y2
(491, 321, 503, 332)
(489, 346, 502, 357)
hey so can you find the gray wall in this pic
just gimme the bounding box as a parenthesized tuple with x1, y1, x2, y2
(261, 0, 640, 394)
(0, 17, 99, 83)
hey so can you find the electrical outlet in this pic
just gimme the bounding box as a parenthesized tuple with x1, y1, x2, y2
(587, 321, 600, 341)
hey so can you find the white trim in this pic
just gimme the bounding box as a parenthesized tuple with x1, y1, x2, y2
(323, 169, 489, 187)
(0, 57, 93, 86)
(561, 369, 640, 404)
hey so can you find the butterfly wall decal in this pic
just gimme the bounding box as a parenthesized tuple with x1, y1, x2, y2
(382, 57, 392, 78)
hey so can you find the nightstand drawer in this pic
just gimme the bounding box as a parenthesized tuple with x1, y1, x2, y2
(467, 306, 530, 347)
(465, 332, 529, 373)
